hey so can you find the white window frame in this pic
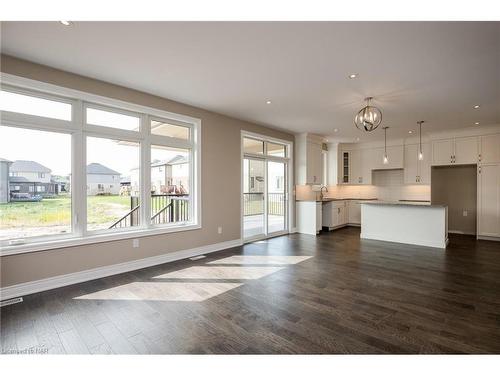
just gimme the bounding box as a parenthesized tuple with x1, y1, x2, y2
(0, 73, 201, 256)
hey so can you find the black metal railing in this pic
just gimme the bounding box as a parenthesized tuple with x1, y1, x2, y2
(108, 194, 189, 229)
(243, 192, 285, 216)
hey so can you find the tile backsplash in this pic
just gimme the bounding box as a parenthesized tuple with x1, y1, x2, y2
(296, 169, 430, 201)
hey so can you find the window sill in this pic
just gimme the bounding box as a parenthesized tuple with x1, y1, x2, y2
(0, 223, 201, 256)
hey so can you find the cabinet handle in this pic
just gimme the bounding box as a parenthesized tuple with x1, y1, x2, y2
(478, 166, 481, 174)
(479, 153, 481, 163)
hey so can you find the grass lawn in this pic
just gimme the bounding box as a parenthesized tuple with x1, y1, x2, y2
(0, 195, 131, 229)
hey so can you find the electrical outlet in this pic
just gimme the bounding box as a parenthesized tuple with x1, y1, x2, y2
(463, 210, 468, 217)
(217, 226, 223, 234)
(133, 238, 140, 248)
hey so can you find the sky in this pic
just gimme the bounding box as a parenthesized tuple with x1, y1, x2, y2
(0, 91, 186, 176)
(0, 126, 187, 176)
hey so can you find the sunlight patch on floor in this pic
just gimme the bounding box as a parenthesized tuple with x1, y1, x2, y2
(153, 266, 285, 280)
(74, 281, 242, 302)
(208, 255, 312, 265)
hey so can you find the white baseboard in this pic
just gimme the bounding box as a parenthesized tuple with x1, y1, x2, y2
(448, 230, 475, 235)
(477, 235, 500, 242)
(0, 238, 243, 301)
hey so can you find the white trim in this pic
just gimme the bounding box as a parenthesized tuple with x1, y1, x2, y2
(477, 235, 500, 242)
(0, 238, 242, 301)
(0, 223, 202, 256)
(448, 230, 476, 235)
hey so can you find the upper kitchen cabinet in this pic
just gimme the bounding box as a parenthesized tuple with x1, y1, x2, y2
(404, 143, 431, 184)
(338, 147, 373, 185)
(432, 136, 479, 165)
(372, 145, 404, 170)
(296, 133, 324, 185)
(480, 134, 500, 164)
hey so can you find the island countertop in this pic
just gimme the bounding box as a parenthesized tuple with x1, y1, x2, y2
(361, 201, 447, 208)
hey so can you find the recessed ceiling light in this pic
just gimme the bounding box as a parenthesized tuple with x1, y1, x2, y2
(355, 137, 360, 142)
(59, 21, 72, 26)
(348, 73, 358, 79)
(408, 130, 413, 134)
(333, 128, 339, 132)
(475, 122, 480, 125)
(266, 100, 272, 104)
(474, 104, 481, 109)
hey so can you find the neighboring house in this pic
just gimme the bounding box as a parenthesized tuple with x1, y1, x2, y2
(51, 175, 70, 194)
(8, 160, 57, 197)
(243, 160, 265, 193)
(0, 158, 12, 203)
(86, 163, 121, 195)
(130, 155, 189, 195)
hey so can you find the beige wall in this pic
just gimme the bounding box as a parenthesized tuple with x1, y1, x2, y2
(431, 165, 477, 234)
(0, 55, 294, 287)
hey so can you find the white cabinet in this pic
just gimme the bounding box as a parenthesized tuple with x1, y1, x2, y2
(322, 201, 347, 229)
(480, 134, 500, 164)
(339, 148, 372, 185)
(296, 133, 324, 185)
(404, 143, 431, 184)
(455, 137, 479, 165)
(349, 149, 362, 184)
(372, 145, 404, 170)
(297, 201, 322, 235)
(478, 164, 500, 238)
(361, 148, 374, 185)
(432, 137, 479, 166)
(347, 200, 361, 224)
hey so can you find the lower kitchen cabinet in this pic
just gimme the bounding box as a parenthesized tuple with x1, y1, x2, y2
(478, 164, 500, 238)
(297, 201, 322, 235)
(347, 200, 361, 225)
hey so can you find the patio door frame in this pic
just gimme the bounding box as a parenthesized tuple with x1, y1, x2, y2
(241, 131, 293, 243)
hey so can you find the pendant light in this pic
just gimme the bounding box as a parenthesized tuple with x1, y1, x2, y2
(383, 126, 389, 164)
(417, 121, 425, 160)
(354, 97, 383, 132)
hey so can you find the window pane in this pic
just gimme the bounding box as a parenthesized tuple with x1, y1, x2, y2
(86, 137, 140, 231)
(86, 107, 140, 131)
(151, 120, 190, 140)
(267, 142, 286, 157)
(0, 90, 72, 121)
(0, 126, 72, 241)
(243, 137, 264, 154)
(150, 145, 190, 225)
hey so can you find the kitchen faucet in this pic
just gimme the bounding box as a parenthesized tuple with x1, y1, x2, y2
(319, 186, 328, 201)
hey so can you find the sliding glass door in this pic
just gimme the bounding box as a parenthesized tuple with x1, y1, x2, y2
(267, 161, 286, 234)
(243, 157, 265, 239)
(242, 135, 289, 241)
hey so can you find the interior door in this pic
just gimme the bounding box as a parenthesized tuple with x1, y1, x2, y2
(267, 160, 287, 234)
(243, 158, 266, 239)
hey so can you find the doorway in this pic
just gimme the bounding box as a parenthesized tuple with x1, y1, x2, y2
(242, 134, 291, 241)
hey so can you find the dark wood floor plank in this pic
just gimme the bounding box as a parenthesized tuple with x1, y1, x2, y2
(1, 228, 500, 354)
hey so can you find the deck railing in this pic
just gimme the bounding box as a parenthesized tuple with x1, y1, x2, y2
(243, 192, 285, 216)
(109, 194, 189, 229)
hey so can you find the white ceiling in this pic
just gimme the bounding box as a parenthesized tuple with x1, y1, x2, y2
(1, 21, 499, 142)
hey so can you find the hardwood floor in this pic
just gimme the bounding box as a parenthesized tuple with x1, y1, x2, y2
(2, 227, 500, 354)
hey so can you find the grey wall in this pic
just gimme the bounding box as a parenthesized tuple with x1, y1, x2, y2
(0, 55, 295, 287)
(431, 165, 477, 234)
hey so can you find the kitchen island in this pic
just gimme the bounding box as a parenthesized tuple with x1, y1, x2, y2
(360, 202, 448, 248)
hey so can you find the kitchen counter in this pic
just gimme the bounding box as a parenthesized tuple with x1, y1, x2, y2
(296, 198, 378, 202)
(362, 200, 445, 208)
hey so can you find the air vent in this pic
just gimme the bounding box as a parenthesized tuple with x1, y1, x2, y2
(0, 297, 23, 307)
(189, 255, 206, 261)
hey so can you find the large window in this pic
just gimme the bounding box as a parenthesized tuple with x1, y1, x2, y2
(0, 80, 200, 253)
(0, 126, 72, 241)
